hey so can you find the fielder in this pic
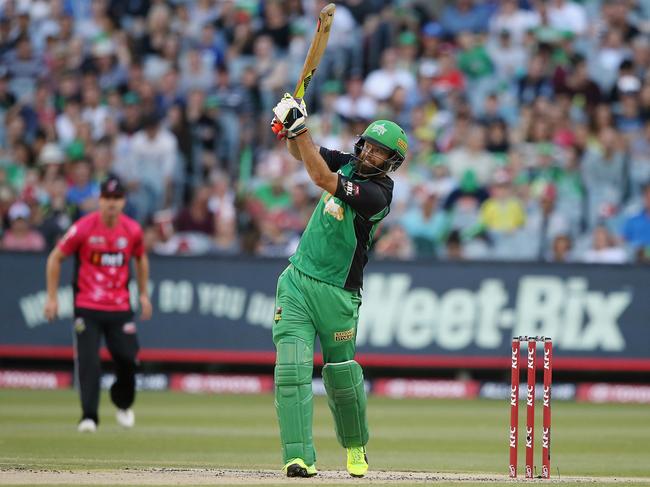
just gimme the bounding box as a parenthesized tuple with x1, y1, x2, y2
(271, 93, 408, 477)
(45, 176, 151, 433)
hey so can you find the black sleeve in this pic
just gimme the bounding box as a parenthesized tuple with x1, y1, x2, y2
(334, 175, 392, 220)
(319, 146, 353, 173)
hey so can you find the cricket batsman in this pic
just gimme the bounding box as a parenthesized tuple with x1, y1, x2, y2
(271, 93, 408, 477)
(44, 176, 151, 433)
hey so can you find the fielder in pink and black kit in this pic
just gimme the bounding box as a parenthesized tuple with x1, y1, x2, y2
(45, 177, 152, 430)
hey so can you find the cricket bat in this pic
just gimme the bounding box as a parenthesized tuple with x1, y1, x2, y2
(272, 3, 336, 137)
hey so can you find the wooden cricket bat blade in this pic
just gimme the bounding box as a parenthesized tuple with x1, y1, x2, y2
(293, 3, 336, 100)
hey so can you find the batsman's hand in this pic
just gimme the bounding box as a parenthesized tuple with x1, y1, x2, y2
(270, 117, 287, 140)
(44, 296, 58, 322)
(272, 93, 308, 139)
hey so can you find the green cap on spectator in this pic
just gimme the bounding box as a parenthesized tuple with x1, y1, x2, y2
(236, 0, 257, 15)
(66, 140, 85, 161)
(428, 153, 447, 166)
(537, 142, 555, 156)
(513, 172, 530, 186)
(494, 152, 508, 164)
(398, 31, 417, 46)
(290, 22, 307, 36)
(205, 95, 220, 109)
(322, 80, 342, 95)
(123, 91, 140, 106)
(460, 169, 479, 192)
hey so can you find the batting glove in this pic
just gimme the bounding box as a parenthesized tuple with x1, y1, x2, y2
(272, 93, 308, 139)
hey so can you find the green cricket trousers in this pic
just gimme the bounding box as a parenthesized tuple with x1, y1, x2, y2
(272, 264, 369, 466)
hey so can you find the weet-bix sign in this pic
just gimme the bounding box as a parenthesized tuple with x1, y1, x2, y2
(1, 253, 648, 370)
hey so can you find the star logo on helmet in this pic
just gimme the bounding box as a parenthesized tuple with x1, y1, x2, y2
(370, 123, 387, 136)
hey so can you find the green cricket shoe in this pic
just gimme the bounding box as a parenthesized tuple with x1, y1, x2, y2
(346, 446, 368, 477)
(282, 458, 318, 477)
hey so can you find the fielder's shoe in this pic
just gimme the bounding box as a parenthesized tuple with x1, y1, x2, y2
(346, 446, 368, 477)
(282, 458, 317, 477)
(116, 408, 135, 428)
(77, 418, 97, 433)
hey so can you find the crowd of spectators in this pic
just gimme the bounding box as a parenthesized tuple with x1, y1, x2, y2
(2, 0, 650, 264)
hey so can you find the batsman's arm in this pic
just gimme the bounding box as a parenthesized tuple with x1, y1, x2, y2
(292, 132, 338, 194)
(286, 138, 304, 161)
(45, 247, 67, 321)
(134, 253, 152, 320)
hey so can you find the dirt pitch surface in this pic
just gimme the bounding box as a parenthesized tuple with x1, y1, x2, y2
(1, 468, 648, 485)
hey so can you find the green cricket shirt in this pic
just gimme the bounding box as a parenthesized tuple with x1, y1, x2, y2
(289, 147, 393, 290)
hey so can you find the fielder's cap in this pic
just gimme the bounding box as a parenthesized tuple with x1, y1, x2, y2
(100, 176, 126, 198)
(8, 201, 30, 221)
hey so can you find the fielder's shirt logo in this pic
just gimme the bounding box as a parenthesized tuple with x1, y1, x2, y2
(91, 251, 125, 267)
(89, 235, 105, 245)
(334, 328, 354, 341)
(370, 123, 387, 136)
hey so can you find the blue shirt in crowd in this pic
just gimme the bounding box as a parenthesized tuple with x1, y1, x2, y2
(622, 210, 650, 247)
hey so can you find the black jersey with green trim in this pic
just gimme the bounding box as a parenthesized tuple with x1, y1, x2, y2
(289, 147, 393, 290)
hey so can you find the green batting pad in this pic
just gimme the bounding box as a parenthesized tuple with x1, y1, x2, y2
(322, 360, 369, 448)
(274, 337, 315, 465)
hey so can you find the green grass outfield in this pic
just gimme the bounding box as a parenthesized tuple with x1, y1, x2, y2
(1, 389, 649, 486)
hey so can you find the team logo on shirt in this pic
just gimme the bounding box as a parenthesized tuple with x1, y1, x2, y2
(323, 194, 344, 221)
(274, 307, 282, 323)
(89, 235, 106, 245)
(116, 237, 128, 249)
(343, 181, 360, 197)
(91, 251, 125, 267)
(334, 328, 355, 342)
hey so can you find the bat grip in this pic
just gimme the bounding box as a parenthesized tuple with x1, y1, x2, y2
(271, 118, 286, 140)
